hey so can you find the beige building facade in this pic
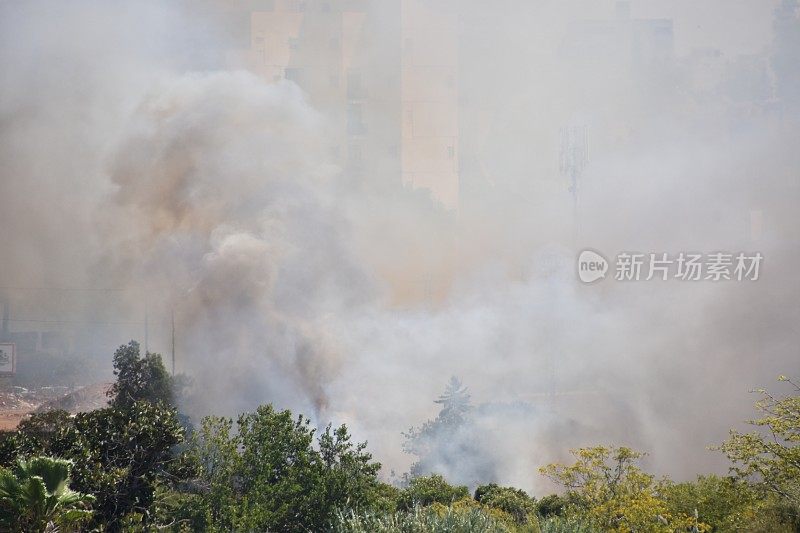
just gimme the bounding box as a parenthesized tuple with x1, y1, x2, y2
(240, 0, 460, 210)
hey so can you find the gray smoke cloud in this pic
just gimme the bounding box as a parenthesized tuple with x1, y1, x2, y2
(1, 0, 799, 495)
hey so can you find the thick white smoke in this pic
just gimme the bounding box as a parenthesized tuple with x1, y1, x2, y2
(1, 0, 798, 495)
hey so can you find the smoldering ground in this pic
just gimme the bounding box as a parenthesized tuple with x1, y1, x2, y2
(1, 0, 798, 494)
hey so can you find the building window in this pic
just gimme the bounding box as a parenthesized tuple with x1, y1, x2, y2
(285, 68, 303, 84)
(347, 69, 366, 99)
(348, 142, 363, 167)
(447, 145, 455, 159)
(347, 103, 366, 135)
(288, 37, 299, 50)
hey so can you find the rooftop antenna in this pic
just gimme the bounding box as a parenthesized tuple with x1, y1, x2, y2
(559, 124, 589, 210)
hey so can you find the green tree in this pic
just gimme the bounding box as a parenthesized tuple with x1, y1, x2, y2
(185, 404, 383, 532)
(403, 377, 495, 485)
(24, 401, 186, 531)
(0, 343, 187, 531)
(540, 446, 701, 533)
(435, 376, 472, 421)
(660, 475, 759, 532)
(475, 483, 538, 526)
(716, 375, 800, 526)
(108, 340, 175, 409)
(717, 376, 800, 506)
(0, 410, 72, 466)
(397, 474, 470, 509)
(318, 423, 384, 516)
(0, 456, 94, 532)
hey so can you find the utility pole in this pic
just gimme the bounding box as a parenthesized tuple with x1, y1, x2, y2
(144, 302, 149, 355)
(559, 123, 589, 210)
(171, 309, 175, 376)
(1, 297, 9, 340)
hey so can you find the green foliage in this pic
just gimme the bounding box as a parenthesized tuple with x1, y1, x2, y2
(0, 342, 187, 531)
(333, 504, 519, 533)
(108, 340, 175, 409)
(0, 456, 94, 532)
(49, 401, 185, 530)
(1, 401, 185, 531)
(538, 515, 598, 533)
(536, 494, 570, 519)
(435, 376, 473, 421)
(540, 446, 700, 533)
(474, 483, 537, 526)
(660, 474, 762, 531)
(184, 404, 383, 532)
(398, 474, 471, 510)
(716, 376, 800, 509)
(370, 481, 403, 514)
(3, 352, 799, 533)
(0, 410, 73, 466)
(148, 484, 211, 533)
(0, 342, 186, 531)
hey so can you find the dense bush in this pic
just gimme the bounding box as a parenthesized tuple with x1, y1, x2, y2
(2, 344, 799, 533)
(179, 405, 383, 532)
(0, 343, 186, 531)
(398, 474, 471, 509)
(536, 494, 569, 519)
(0, 456, 94, 532)
(0, 401, 185, 531)
(474, 483, 537, 525)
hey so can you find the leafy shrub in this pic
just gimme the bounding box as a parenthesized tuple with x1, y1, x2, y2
(50, 401, 185, 530)
(474, 483, 537, 525)
(0, 456, 94, 532)
(184, 405, 382, 532)
(0, 401, 185, 531)
(398, 474, 471, 510)
(536, 494, 568, 519)
(0, 410, 72, 466)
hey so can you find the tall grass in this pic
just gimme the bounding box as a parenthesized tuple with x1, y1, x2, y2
(333, 507, 598, 533)
(538, 515, 599, 533)
(331, 506, 514, 533)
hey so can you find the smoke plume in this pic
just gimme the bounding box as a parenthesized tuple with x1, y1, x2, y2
(1, 0, 798, 494)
